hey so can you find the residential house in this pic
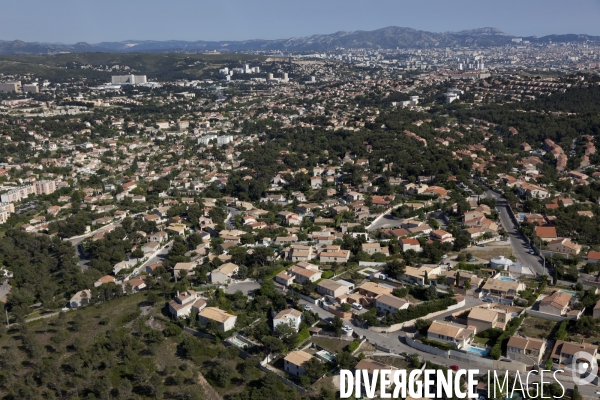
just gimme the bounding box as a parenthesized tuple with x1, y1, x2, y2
(594, 300, 600, 319)
(539, 292, 572, 316)
(287, 245, 315, 262)
(443, 270, 483, 289)
(94, 275, 116, 287)
(198, 307, 237, 332)
(211, 262, 239, 284)
(431, 229, 454, 243)
(550, 340, 597, 366)
(141, 241, 161, 254)
(585, 250, 600, 264)
(547, 238, 581, 255)
(400, 238, 421, 252)
(168, 290, 206, 319)
(274, 271, 295, 287)
(273, 308, 302, 332)
(427, 321, 475, 350)
(361, 242, 390, 256)
(400, 265, 441, 285)
(535, 226, 558, 242)
(125, 277, 147, 292)
(283, 351, 313, 377)
(507, 336, 546, 365)
(467, 307, 511, 333)
(375, 294, 409, 314)
(358, 282, 393, 301)
(69, 290, 92, 308)
(482, 279, 526, 300)
(319, 246, 351, 263)
(317, 279, 350, 298)
(173, 262, 196, 278)
(147, 231, 168, 243)
(288, 264, 322, 284)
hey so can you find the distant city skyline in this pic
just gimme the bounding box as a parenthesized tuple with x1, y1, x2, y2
(1, 0, 599, 43)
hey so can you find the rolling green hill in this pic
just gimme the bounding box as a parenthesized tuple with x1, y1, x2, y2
(0, 53, 266, 81)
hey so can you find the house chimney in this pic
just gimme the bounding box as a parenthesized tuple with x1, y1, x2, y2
(176, 291, 180, 297)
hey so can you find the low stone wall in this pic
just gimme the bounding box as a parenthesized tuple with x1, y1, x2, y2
(449, 350, 494, 367)
(369, 297, 468, 333)
(299, 293, 321, 304)
(327, 305, 353, 319)
(405, 336, 450, 357)
(525, 309, 566, 321)
(494, 359, 527, 373)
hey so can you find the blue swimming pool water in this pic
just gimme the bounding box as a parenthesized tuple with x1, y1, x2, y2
(499, 277, 516, 282)
(466, 346, 489, 356)
(559, 289, 578, 296)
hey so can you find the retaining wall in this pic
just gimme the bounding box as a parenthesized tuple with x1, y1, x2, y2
(525, 309, 566, 321)
(405, 336, 450, 357)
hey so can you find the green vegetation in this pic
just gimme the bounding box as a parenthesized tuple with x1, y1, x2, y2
(421, 337, 454, 351)
(0, 53, 266, 82)
(490, 314, 525, 360)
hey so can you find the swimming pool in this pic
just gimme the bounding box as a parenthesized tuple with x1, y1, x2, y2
(499, 277, 516, 282)
(229, 337, 248, 348)
(466, 346, 489, 356)
(559, 289, 579, 296)
(316, 350, 336, 362)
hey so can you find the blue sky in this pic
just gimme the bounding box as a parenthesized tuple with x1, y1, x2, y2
(1, 0, 599, 43)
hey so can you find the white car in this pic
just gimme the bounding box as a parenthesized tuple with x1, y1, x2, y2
(352, 303, 363, 310)
(303, 304, 313, 311)
(442, 254, 448, 259)
(342, 325, 353, 333)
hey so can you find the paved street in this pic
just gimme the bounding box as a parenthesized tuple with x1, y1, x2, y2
(125, 241, 172, 280)
(486, 190, 550, 277)
(298, 296, 600, 396)
(367, 213, 404, 231)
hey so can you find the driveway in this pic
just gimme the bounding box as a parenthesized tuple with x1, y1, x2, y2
(225, 281, 260, 295)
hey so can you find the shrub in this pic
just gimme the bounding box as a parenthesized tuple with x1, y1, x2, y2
(421, 338, 453, 351)
(117, 309, 141, 326)
(347, 340, 360, 353)
(322, 270, 334, 279)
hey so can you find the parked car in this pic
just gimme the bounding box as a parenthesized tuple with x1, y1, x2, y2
(442, 254, 448, 259)
(342, 325, 353, 333)
(303, 304, 313, 311)
(352, 303, 363, 311)
(477, 244, 485, 247)
(468, 258, 476, 262)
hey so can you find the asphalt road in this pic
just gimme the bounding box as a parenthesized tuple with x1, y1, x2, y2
(486, 190, 550, 277)
(367, 213, 404, 231)
(66, 221, 121, 247)
(297, 296, 600, 396)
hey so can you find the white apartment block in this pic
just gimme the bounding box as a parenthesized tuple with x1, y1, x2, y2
(198, 135, 217, 145)
(111, 75, 147, 85)
(0, 203, 15, 223)
(1, 185, 35, 203)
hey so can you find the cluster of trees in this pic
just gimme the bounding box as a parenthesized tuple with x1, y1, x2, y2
(0, 295, 209, 399)
(1, 229, 95, 316)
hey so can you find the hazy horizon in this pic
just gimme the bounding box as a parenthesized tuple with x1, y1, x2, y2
(1, 0, 599, 44)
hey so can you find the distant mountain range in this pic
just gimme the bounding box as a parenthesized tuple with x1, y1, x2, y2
(1, 26, 599, 55)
